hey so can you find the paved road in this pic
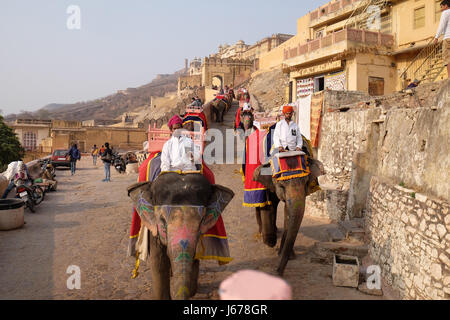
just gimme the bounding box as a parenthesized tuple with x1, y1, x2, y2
(0, 101, 383, 300)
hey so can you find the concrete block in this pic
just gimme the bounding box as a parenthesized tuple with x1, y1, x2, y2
(333, 254, 360, 288)
(314, 241, 369, 263)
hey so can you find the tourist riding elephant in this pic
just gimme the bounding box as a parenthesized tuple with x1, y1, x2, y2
(127, 172, 234, 300)
(210, 98, 228, 123)
(241, 111, 324, 276)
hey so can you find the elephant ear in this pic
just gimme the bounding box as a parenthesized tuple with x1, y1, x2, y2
(253, 164, 276, 193)
(200, 185, 234, 234)
(308, 158, 325, 179)
(127, 182, 158, 236)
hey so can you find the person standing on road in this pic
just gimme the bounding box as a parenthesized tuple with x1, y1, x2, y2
(91, 144, 99, 165)
(435, 0, 450, 77)
(101, 142, 113, 182)
(67, 144, 81, 176)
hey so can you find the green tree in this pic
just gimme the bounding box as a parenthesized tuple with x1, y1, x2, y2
(0, 115, 24, 172)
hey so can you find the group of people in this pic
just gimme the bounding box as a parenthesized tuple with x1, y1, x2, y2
(66, 142, 114, 182)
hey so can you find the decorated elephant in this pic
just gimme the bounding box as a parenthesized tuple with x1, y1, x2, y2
(210, 99, 228, 123)
(241, 111, 324, 276)
(127, 172, 234, 300)
(253, 158, 324, 276)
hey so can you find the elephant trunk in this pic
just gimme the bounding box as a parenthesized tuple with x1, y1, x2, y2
(169, 245, 197, 300)
(171, 263, 195, 300)
(277, 199, 305, 276)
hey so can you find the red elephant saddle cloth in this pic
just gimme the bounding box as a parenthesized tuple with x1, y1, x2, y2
(269, 153, 310, 181)
(242, 128, 272, 208)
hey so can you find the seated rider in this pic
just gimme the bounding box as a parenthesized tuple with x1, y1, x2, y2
(160, 115, 201, 172)
(273, 105, 302, 153)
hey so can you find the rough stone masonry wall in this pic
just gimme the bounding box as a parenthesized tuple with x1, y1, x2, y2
(308, 81, 449, 222)
(366, 177, 450, 300)
(307, 106, 381, 221)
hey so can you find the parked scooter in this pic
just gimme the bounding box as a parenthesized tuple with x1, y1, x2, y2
(15, 183, 37, 213)
(113, 152, 126, 174)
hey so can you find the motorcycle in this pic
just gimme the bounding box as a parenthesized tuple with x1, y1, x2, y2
(112, 152, 127, 174)
(15, 184, 36, 213)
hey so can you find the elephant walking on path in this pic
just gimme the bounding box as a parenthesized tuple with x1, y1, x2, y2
(127, 172, 234, 300)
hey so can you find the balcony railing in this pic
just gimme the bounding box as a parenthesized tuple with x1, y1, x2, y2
(310, 0, 362, 21)
(283, 28, 394, 61)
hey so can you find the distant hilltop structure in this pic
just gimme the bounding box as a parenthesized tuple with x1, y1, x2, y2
(211, 34, 294, 61)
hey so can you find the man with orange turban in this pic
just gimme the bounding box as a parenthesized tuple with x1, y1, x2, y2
(273, 105, 302, 153)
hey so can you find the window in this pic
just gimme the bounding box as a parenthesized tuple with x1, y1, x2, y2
(368, 77, 384, 96)
(23, 132, 37, 151)
(315, 29, 324, 39)
(414, 6, 425, 29)
(436, 0, 442, 22)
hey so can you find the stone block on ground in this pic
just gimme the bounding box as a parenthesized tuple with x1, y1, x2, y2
(332, 254, 360, 288)
(313, 241, 369, 263)
(338, 219, 366, 242)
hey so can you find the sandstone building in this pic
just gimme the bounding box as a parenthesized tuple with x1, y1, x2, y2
(256, 0, 448, 100)
(9, 119, 146, 154)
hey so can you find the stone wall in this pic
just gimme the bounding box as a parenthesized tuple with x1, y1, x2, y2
(366, 176, 449, 300)
(313, 80, 449, 221)
(305, 80, 450, 299)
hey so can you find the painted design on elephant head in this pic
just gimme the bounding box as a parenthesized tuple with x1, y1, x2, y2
(157, 221, 168, 242)
(163, 206, 172, 221)
(171, 225, 196, 250)
(176, 286, 190, 299)
(208, 191, 227, 214)
(137, 195, 154, 219)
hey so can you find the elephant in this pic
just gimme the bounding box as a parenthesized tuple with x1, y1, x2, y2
(241, 111, 324, 276)
(210, 99, 228, 123)
(253, 159, 324, 276)
(127, 172, 234, 300)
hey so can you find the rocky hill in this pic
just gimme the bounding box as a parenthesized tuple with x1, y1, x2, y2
(6, 70, 185, 122)
(247, 68, 289, 113)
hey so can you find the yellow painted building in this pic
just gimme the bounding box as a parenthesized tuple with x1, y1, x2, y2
(258, 0, 447, 100)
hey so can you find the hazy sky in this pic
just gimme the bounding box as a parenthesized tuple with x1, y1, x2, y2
(0, 0, 325, 115)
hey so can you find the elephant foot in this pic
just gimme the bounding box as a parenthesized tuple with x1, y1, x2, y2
(263, 234, 277, 248)
(289, 249, 296, 260)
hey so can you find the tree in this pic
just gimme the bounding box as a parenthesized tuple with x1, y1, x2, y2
(0, 115, 24, 172)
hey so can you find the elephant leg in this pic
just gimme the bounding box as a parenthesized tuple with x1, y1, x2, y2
(149, 233, 171, 300)
(255, 208, 262, 234)
(269, 191, 280, 234)
(260, 205, 277, 248)
(190, 259, 200, 297)
(278, 204, 296, 260)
